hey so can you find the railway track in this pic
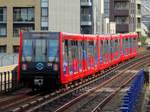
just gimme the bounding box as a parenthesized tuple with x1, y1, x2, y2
(12, 52, 150, 112)
(53, 57, 150, 112)
(0, 51, 149, 112)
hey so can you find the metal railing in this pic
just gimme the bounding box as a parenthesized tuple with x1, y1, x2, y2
(81, 14, 92, 22)
(0, 65, 23, 93)
(0, 53, 18, 67)
(120, 70, 144, 112)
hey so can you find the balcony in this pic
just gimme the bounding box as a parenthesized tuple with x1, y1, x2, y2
(114, 10, 129, 16)
(81, 14, 92, 26)
(116, 24, 129, 33)
(13, 16, 34, 24)
(81, 0, 92, 6)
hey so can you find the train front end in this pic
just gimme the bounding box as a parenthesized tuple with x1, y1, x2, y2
(18, 32, 60, 90)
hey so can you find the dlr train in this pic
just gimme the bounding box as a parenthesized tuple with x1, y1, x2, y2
(18, 32, 138, 90)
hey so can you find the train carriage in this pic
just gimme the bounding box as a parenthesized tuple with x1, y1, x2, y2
(61, 32, 83, 84)
(18, 32, 61, 90)
(121, 33, 138, 62)
(18, 31, 138, 91)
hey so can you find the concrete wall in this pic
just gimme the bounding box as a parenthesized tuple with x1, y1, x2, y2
(48, 0, 80, 33)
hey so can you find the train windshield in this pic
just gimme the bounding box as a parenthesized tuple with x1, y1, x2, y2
(35, 39, 46, 62)
(48, 39, 59, 62)
(22, 39, 33, 62)
(22, 39, 59, 62)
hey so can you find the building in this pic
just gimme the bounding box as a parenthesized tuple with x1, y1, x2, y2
(141, 0, 150, 36)
(109, 0, 136, 33)
(108, 0, 141, 34)
(80, 0, 104, 34)
(0, 0, 41, 53)
(47, 0, 80, 33)
(0, 0, 104, 53)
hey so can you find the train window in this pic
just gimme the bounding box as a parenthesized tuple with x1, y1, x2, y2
(22, 39, 33, 62)
(87, 41, 94, 67)
(48, 39, 58, 62)
(94, 40, 98, 64)
(63, 40, 69, 74)
(35, 39, 46, 62)
(78, 41, 83, 72)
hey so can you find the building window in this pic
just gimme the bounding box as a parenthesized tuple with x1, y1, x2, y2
(0, 7, 7, 37)
(13, 46, 19, 53)
(114, 2, 129, 10)
(0, 7, 6, 22)
(41, 0, 48, 30)
(41, 0, 48, 7)
(115, 16, 129, 24)
(0, 45, 6, 53)
(13, 7, 35, 37)
(13, 7, 34, 22)
(13, 24, 34, 37)
(0, 24, 7, 37)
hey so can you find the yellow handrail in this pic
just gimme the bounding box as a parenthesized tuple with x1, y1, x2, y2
(0, 64, 18, 72)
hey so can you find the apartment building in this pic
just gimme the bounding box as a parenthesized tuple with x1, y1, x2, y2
(141, 0, 150, 36)
(0, 0, 104, 53)
(0, 0, 41, 53)
(109, 0, 141, 34)
(109, 0, 135, 33)
(80, 0, 104, 34)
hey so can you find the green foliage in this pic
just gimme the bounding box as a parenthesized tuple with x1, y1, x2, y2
(139, 36, 147, 46)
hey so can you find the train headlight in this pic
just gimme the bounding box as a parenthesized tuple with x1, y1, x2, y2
(53, 64, 58, 71)
(22, 64, 27, 70)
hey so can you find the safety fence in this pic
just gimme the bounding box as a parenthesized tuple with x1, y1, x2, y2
(0, 65, 23, 94)
(0, 53, 18, 67)
(120, 70, 145, 112)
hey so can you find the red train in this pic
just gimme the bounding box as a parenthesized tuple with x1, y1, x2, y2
(17, 32, 138, 90)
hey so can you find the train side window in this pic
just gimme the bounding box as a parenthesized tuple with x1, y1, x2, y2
(48, 39, 58, 62)
(94, 40, 98, 64)
(68, 40, 79, 74)
(63, 40, 69, 74)
(68, 40, 73, 74)
(78, 41, 83, 72)
(100, 40, 104, 63)
(100, 40, 103, 63)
